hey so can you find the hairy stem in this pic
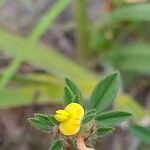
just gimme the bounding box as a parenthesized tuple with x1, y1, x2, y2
(76, 133, 94, 150)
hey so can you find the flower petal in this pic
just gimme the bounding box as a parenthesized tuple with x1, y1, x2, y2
(65, 103, 84, 119)
(59, 118, 80, 135)
(55, 110, 69, 122)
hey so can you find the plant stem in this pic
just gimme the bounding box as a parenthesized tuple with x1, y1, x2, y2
(76, 133, 94, 150)
(74, 0, 91, 63)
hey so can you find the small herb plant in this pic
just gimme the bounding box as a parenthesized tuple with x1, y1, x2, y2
(28, 72, 132, 150)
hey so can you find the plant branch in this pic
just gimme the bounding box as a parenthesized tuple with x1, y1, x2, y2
(76, 133, 94, 150)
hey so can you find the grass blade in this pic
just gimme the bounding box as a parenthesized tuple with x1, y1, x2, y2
(0, 30, 97, 81)
(0, 0, 72, 88)
(103, 3, 150, 25)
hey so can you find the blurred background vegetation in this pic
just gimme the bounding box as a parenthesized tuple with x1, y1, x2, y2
(0, 0, 149, 150)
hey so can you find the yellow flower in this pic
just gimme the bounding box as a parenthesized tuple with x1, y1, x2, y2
(55, 103, 84, 136)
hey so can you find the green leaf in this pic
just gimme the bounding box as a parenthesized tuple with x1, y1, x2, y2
(34, 114, 55, 126)
(85, 109, 96, 116)
(65, 78, 79, 96)
(89, 73, 120, 112)
(49, 139, 63, 150)
(129, 124, 150, 144)
(114, 94, 149, 121)
(95, 111, 132, 126)
(49, 116, 59, 125)
(0, 0, 72, 88)
(82, 114, 95, 125)
(82, 100, 90, 111)
(73, 91, 82, 104)
(106, 43, 150, 75)
(64, 86, 74, 105)
(0, 29, 97, 84)
(29, 0, 72, 44)
(28, 118, 51, 132)
(0, 84, 62, 109)
(82, 109, 96, 124)
(0, 73, 96, 109)
(64, 78, 82, 104)
(96, 127, 114, 137)
(103, 3, 150, 25)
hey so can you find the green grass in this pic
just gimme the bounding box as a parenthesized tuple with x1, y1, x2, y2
(0, 0, 72, 88)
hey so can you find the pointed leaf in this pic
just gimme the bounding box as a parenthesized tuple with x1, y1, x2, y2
(103, 3, 150, 24)
(82, 100, 90, 111)
(82, 109, 96, 124)
(90, 73, 120, 112)
(129, 124, 150, 144)
(95, 111, 132, 126)
(34, 114, 55, 126)
(64, 86, 74, 105)
(85, 109, 96, 116)
(73, 91, 82, 104)
(82, 114, 95, 125)
(115, 94, 148, 121)
(96, 127, 114, 137)
(64, 78, 82, 104)
(65, 78, 79, 96)
(49, 139, 63, 150)
(49, 115, 59, 125)
(28, 118, 51, 132)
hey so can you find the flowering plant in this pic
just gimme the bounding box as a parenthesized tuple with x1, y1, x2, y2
(28, 72, 132, 149)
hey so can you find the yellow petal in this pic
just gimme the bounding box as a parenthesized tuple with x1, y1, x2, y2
(56, 110, 69, 116)
(59, 118, 80, 135)
(55, 110, 69, 122)
(65, 103, 84, 119)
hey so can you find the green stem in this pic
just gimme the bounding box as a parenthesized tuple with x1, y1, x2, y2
(74, 0, 91, 63)
(0, 57, 22, 88)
